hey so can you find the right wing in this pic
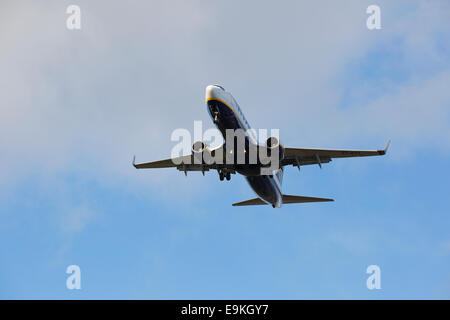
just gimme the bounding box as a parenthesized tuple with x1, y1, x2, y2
(133, 154, 192, 169)
(133, 145, 235, 174)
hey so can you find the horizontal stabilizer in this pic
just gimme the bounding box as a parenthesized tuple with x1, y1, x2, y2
(232, 198, 267, 206)
(282, 194, 334, 204)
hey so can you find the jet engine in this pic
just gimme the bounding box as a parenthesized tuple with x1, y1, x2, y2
(191, 141, 212, 164)
(266, 136, 285, 161)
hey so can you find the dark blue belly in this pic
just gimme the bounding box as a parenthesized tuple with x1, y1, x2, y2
(208, 99, 279, 205)
(246, 176, 278, 204)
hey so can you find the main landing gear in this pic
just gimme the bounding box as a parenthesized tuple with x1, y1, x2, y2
(219, 170, 231, 181)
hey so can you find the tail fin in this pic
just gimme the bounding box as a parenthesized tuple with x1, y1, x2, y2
(282, 194, 334, 204)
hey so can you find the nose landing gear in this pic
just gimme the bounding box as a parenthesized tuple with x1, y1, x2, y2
(212, 111, 219, 124)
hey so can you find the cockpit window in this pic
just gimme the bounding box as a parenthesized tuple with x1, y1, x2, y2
(213, 84, 225, 91)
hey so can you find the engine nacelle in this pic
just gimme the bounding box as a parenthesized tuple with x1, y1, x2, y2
(191, 141, 212, 164)
(266, 136, 285, 161)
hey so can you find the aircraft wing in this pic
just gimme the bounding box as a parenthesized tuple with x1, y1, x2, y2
(281, 141, 390, 168)
(133, 154, 192, 169)
(133, 145, 236, 174)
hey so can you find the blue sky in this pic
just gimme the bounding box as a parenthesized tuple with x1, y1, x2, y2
(1, 0, 449, 299)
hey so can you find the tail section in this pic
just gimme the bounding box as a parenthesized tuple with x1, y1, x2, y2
(232, 194, 333, 207)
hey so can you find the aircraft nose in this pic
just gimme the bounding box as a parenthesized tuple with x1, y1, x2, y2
(205, 85, 223, 101)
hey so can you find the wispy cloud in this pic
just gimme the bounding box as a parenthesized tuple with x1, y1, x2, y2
(1, 1, 449, 186)
(60, 205, 95, 235)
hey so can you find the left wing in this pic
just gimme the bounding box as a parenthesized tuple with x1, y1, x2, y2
(282, 141, 390, 168)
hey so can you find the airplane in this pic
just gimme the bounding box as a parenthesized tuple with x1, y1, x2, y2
(133, 85, 389, 208)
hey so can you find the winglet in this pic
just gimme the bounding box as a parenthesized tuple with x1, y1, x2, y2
(378, 140, 391, 155)
(132, 155, 137, 168)
(385, 140, 391, 152)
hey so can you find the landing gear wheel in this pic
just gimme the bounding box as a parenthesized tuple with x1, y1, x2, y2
(219, 171, 224, 181)
(225, 172, 231, 181)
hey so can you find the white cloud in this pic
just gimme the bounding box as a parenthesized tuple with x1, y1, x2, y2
(0, 0, 448, 196)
